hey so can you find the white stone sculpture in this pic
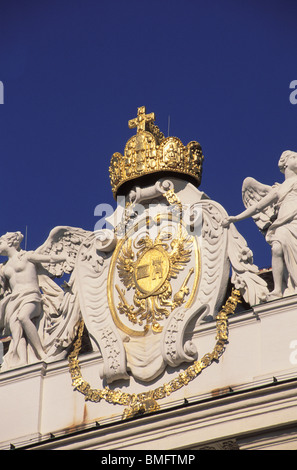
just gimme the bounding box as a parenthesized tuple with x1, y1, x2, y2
(0, 227, 91, 371)
(0, 176, 268, 383)
(0, 225, 130, 381)
(222, 150, 297, 300)
(101, 177, 268, 382)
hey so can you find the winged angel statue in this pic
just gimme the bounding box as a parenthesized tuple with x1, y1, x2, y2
(0, 226, 100, 371)
(223, 150, 297, 300)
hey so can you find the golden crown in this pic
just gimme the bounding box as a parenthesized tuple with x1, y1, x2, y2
(109, 106, 204, 198)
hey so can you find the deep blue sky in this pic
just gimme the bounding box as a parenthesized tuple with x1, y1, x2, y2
(0, 0, 297, 269)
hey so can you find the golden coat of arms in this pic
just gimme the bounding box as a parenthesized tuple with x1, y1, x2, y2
(108, 206, 200, 337)
(66, 106, 268, 417)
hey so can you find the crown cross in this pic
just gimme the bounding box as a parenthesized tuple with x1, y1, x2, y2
(128, 106, 155, 133)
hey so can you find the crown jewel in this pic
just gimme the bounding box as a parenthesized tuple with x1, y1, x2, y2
(109, 106, 204, 198)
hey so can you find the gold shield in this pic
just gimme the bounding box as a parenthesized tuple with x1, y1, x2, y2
(134, 246, 170, 297)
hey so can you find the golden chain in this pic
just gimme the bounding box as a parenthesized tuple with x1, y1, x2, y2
(68, 288, 241, 420)
(162, 188, 183, 235)
(162, 188, 183, 210)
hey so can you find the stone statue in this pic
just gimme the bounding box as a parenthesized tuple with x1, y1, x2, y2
(222, 150, 297, 300)
(0, 224, 129, 381)
(0, 227, 91, 371)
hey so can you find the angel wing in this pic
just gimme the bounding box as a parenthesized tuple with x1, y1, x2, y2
(242, 177, 278, 234)
(35, 226, 92, 277)
(116, 238, 135, 289)
(0, 262, 9, 300)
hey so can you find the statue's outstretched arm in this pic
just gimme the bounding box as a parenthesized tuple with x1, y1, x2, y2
(223, 188, 278, 227)
(27, 253, 67, 265)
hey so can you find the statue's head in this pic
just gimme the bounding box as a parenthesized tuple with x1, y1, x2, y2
(0, 231, 23, 254)
(278, 150, 297, 174)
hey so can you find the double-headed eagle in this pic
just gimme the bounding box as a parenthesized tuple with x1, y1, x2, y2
(116, 231, 194, 333)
